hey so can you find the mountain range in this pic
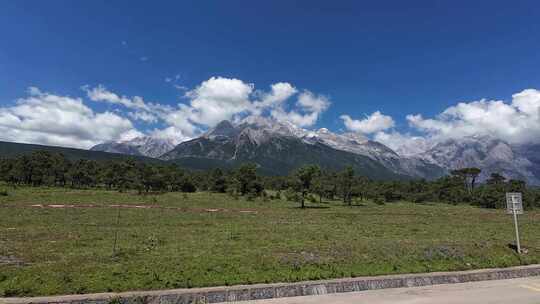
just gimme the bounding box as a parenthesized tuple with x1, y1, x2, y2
(85, 117, 540, 184)
(3, 117, 538, 184)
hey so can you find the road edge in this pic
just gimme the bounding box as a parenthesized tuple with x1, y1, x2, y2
(2, 264, 540, 304)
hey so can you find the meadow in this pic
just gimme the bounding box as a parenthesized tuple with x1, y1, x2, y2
(0, 186, 539, 297)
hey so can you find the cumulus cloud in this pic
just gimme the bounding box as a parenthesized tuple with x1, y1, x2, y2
(373, 131, 433, 156)
(406, 88, 540, 145)
(81, 77, 332, 144)
(252, 82, 297, 112)
(128, 111, 158, 123)
(340, 111, 395, 134)
(182, 76, 254, 126)
(0, 87, 141, 149)
(269, 90, 330, 127)
(84, 85, 172, 116)
(85, 85, 149, 111)
(150, 126, 193, 145)
(357, 88, 540, 156)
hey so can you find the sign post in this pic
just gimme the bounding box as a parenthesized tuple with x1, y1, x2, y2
(506, 192, 523, 254)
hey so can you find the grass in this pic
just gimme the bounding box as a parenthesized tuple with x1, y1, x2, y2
(0, 186, 539, 297)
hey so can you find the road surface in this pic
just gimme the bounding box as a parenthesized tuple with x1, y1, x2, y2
(223, 276, 540, 304)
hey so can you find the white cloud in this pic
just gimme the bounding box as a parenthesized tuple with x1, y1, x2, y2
(363, 88, 540, 156)
(159, 77, 330, 135)
(85, 85, 149, 111)
(406, 88, 540, 145)
(183, 76, 254, 126)
(150, 126, 193, 145)
(268, 90, 330, 127)
(373, 131, 433, 157)
(80, 77, 331, 144)
(340, 111, 395, 134)
(252, 82, 297, 113)
(174, 85, 189, 91)
(270, 108, 320, 127)
(0, 88, 141, 149)
(128, 111, 158, 123)
(84, 85, 172, 116)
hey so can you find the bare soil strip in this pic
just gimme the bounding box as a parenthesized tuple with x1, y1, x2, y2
(2, 204, 258, 214)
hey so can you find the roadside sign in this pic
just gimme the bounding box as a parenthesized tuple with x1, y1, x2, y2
(506, 192, 523, 214)
(506, 192, 523, 254)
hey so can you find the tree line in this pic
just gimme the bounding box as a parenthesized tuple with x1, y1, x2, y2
(0, 150, 539, 209)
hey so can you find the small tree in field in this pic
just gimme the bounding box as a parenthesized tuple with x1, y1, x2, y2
(312, 174, 325, 204)
(236, 163, 258, 195)
(340, 166, 354, 205)
(294, 165, 321, 208)
(451, 167, 481, 193)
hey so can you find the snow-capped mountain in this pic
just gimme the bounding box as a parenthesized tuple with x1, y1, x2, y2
(91, 136, 176, 158)
(417, 135, 540, 184)
(301, 127, 445, 179)
(161, 117, 445, 179)
(90, 117, 540, 184)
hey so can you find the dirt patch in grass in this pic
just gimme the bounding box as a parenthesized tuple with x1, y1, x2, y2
(0, 255, 25, 266)
(4, 203, 259, 214)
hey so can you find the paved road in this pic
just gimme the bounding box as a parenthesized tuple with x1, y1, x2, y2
(225, 276, 540, 304)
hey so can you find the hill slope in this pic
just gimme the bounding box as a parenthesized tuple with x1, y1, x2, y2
(0, 141, 160, 163)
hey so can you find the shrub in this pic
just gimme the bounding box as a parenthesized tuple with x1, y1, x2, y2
(373, 196, 386, 205)
(412, 192, 431, 204)
(284, 188, 301, 203)
(180, 180, 197, 193)
(246, 191, 257, 201)
(307, 194, 318, 203)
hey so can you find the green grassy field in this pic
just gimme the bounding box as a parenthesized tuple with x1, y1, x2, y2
(0, 187, 539, 297)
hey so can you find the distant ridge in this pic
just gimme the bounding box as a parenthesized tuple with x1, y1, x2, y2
(0, 141, 161, 163)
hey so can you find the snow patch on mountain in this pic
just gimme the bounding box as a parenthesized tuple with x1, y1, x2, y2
(90, 136, 175, 158)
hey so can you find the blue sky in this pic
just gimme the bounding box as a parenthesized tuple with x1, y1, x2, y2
(1, 1, 540, 151)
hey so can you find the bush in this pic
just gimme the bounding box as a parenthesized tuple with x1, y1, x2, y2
(0, 190, 7, 196)
(180, 180, 197, 193)
(412, 192, 431, 204)
(227, 187, 239, 200)
(246, 191, 257, 201)
(373, 196, 386, 205)
(307, 194, 318, 203)
(284, 188, 301, 203)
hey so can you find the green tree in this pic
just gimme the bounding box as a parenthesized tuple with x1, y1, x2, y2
(294, 165, 321, 208)
(451, 167, 481, 193)
(210, 168, 227, 193)
(236, 163, 262, 196)
(339, 166, 354, 205)
(486, 172, 506, 185)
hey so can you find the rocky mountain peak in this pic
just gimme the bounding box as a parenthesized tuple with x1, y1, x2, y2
(90, 136, 176, 158)
(204, 120, 238, 140)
